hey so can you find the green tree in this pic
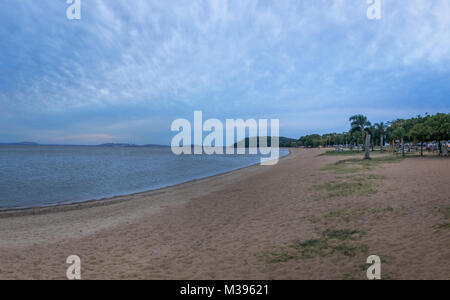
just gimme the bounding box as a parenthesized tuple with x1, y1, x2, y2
(409, 123, 430, 156)
(349, 130, 362, 151)
(425, 113, 450, 155)
(374, 122, 388, 152)
(349, 115, 372, 140)
(392, 127, 407, 157)
(299, 134, 323, 148)
(350, 114, 372, 158)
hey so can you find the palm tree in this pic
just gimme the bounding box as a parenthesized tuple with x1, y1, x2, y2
(374, 122, 388, 152)
(368, 125, 377, 151)
(349, 115, 371, 159)
(349, 115, 372, 141)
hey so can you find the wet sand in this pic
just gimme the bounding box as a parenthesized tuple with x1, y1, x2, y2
(0, 149, 449, 279)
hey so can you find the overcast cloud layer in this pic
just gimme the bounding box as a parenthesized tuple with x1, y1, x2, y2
(1, 0, 449, 144)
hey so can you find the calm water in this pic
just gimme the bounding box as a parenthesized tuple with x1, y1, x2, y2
(0, 145, 288, 210)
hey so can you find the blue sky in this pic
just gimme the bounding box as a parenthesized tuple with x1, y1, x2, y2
(1, 0, 449, 145)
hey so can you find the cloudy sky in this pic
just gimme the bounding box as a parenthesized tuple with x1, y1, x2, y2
(1, 0, 449, 145)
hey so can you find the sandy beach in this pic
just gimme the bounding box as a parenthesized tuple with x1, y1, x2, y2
(0, 149, 449, 280)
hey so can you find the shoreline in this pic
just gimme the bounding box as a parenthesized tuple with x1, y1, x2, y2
(0, 149, 291, 218)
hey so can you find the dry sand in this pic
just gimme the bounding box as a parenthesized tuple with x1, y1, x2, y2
(0, 149, 449, 280)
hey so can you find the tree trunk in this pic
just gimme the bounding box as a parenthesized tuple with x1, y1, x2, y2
(380, 135, 384, 152)
(401, 138, 405, 157)
(361, 130, 365, 151)
(357, 139, 360, 152)
(364, 134, 371, 160)
(420, 141, 423, 157)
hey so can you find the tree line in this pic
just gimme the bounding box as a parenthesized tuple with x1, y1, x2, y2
(295, 113, 450, 156)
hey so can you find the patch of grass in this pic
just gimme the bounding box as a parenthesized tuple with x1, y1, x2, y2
(263, 252, 298, 264)
(431, 205, 450, 219)
(381, 274, 395, 280)
(342, 273, 357, 280)
(263, 228, 368, 263)
(432, 206, 450, 233)
(324, 209, 355, 223)
(369, 206, 394, 214)
(349, 174, 388, 181)
(309, 206, 395, 225)
(320, 163, 363, 174)
(331, 243, 368, 258)
(313, 165, 389, 199)
(320, 150, 364, 157)
(312, 178, 377, 198)
(348, 155, 404, 168)
(434, 223, 450, 231)
(290, 238, 330, 259)
(322, 229, 365, 241)
(439, 206, 450, 220)
(322, 155, 404, 175)
(305, 215, 321, 224)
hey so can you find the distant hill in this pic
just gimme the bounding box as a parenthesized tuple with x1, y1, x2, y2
(98, 143, 138, 147)
(0, 142, 170, 147)
(234, 136, 298, 148)
(0, 141, 39, 145)
(98, 143, 170, 148)
(140, 144, 171, 148)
